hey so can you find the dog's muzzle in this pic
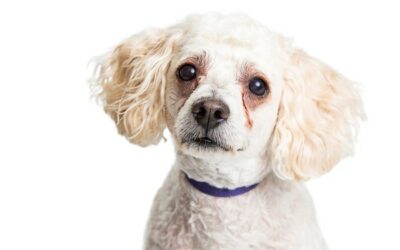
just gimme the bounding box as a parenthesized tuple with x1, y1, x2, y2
(180, 98, 232, 151)
(191, 98, 230, 132)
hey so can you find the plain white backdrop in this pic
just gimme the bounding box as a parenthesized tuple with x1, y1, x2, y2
(0, 0, 399, 249)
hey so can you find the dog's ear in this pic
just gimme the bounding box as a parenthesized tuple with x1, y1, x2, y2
(93, 28, 181, 146)
(269, 49, 365, 180)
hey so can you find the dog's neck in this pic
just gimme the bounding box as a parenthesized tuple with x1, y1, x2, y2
(176, 150, 271, 190)
(184, 173, 259, 197)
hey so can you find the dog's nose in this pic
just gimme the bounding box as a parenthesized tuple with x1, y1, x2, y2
(191, 99, 230, 130)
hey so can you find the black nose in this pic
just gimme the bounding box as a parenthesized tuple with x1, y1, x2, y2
(191, 99, 230, 130)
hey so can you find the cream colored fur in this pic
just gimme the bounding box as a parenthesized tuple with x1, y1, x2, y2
(93, 13, 364, 250)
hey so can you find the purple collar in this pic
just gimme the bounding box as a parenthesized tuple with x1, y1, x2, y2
(184, 173, 258, 198)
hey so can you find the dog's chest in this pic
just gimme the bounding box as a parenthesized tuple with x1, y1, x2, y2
(181, 195, 279, 249)
(145, 172, 312, 250)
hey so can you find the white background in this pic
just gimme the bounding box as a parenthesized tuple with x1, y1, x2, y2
(0, 0, 399, 249)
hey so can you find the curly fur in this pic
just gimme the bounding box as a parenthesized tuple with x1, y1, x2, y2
(92, 13, 364, 250)
(94, 28, 183, 146)
(270, 50, 365, 180)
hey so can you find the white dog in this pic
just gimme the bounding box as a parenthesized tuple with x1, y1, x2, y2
(93, 13, 364, 250)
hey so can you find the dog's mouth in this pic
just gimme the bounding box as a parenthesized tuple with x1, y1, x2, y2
(183, 137, 231, 151)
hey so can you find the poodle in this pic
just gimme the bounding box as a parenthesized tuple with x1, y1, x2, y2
(92, 13, 364, 250)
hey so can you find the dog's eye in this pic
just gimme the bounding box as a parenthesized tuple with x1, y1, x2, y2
(177, 64, 197, 81)
(248, 77, 268, 96)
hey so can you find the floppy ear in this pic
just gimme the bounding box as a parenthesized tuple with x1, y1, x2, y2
(93, 28, 181, 146)
(270, 49, 365, 180)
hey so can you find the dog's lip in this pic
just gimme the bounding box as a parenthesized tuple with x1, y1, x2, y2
(184, 137, 230, 151)
(195, 137, 215, 144)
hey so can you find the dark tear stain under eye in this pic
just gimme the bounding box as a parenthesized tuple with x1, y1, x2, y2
(177, 97, 188, 112)
(242, 91, 253, 128)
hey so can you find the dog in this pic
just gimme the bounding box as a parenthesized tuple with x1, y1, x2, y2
(92, 13, 364, 250)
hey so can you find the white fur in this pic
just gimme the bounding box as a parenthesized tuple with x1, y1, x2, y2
(93, 13, 364, 250)
(145, 167, 327, 250)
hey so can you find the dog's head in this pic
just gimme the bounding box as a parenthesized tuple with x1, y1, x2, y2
(93, 14, 364, 183)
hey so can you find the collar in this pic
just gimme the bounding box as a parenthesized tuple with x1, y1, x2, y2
(184, 173, 258, 198)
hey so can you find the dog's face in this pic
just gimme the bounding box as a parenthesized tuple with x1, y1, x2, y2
(165, 21, 285, 162)
(94, 14, 364, 184)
